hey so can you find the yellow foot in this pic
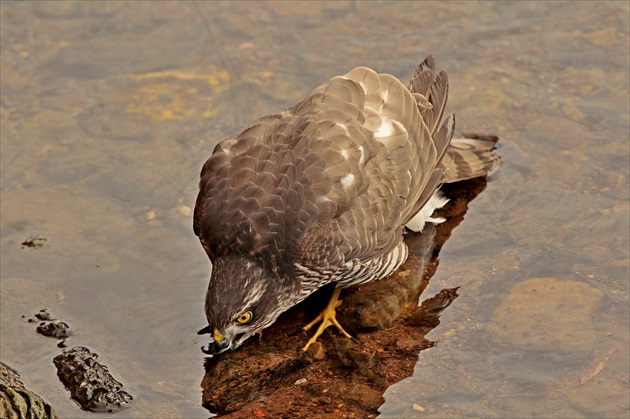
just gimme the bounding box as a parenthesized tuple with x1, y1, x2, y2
(302, 288, 352, 351)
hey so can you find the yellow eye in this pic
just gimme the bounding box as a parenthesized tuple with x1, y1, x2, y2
(236, 311, 252, 324)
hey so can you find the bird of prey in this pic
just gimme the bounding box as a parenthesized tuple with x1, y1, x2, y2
(194, 55, 499, 353)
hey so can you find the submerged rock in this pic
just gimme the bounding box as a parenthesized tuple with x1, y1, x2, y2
(53, 346, 133, 412)
(0, 362, 59, 419)
(488, 277, 604, 359)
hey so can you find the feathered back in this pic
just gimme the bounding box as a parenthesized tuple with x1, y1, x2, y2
(194, 55, 497, 278)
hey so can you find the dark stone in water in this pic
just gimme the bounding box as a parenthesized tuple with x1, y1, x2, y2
(21, 235, 47, 248)
(32, 309, 72, 340)
(37, 320, 72, 339)
(35, 309, 52, 321)
(53, 346, 133, 412)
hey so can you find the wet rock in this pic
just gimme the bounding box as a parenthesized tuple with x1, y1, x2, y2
(77, 67, 229, 142)
(487, 277, 604, 359)
(205, 288, 459, 418)
(34, 309, 52, 321)
(21, 235, 47, 248)
(202, 349, 313, 414)
(37, 320, 72, 339)
(53, 346, 133, 412)
(0, 362, 59, 419)
(30, 309, 73, 340)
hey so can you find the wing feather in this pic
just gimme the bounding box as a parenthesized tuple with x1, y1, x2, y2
(195, 55, 499, 290)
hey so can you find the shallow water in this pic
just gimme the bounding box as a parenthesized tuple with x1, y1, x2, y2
(1, 1, 628, 418)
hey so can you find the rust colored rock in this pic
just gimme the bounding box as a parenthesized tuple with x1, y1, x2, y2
(308, 342, 326, 361)
(202, 349, 312, 413)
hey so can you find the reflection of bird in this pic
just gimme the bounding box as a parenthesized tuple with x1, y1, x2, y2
(194, 55, 499, 353)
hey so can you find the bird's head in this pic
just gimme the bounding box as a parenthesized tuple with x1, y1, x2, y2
(200, 255, 292, 354)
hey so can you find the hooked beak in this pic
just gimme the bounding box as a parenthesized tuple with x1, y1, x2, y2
(212, 339, 232, 354)
(211, 329, 232, 354)
(200, 328, 234, 355)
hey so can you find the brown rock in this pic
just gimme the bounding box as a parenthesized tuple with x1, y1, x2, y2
(0, 362, 59, 419)
(488, 277, 604, 359)
(202, 349, 312, 414)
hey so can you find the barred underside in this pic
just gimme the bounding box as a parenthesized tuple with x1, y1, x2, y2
(295, 241, 409, 300)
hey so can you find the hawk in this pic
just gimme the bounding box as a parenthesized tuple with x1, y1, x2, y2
(194, 55, 499, 353)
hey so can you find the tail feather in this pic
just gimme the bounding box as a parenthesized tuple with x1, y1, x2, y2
(408, 55, 449, 136)
(440, 136, 501, 183)
(403, 56, 501, 233)
(408, 56, 500, 183)
(407, 55, 435, 95)
(433, 113, 455, 163)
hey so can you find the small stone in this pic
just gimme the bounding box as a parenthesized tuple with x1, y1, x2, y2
(145, 211, 157, 221)
(21, 235, 47, 248)
(413, 403, 425, 411)
(175, 205, 192, 217)
(308, 342, 326, 361)
(294, 378, 307, 385)
(35, 309, 52, 321)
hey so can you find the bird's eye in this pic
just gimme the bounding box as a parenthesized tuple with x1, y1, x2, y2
(236, 311, 253, 324)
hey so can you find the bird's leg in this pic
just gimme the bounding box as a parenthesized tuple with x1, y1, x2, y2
(302, 288, 352, 351)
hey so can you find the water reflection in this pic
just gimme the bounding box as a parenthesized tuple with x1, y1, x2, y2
(1, 1, 627, 418)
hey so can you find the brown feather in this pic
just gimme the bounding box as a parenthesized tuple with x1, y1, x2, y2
(195, 55, 499, 293)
